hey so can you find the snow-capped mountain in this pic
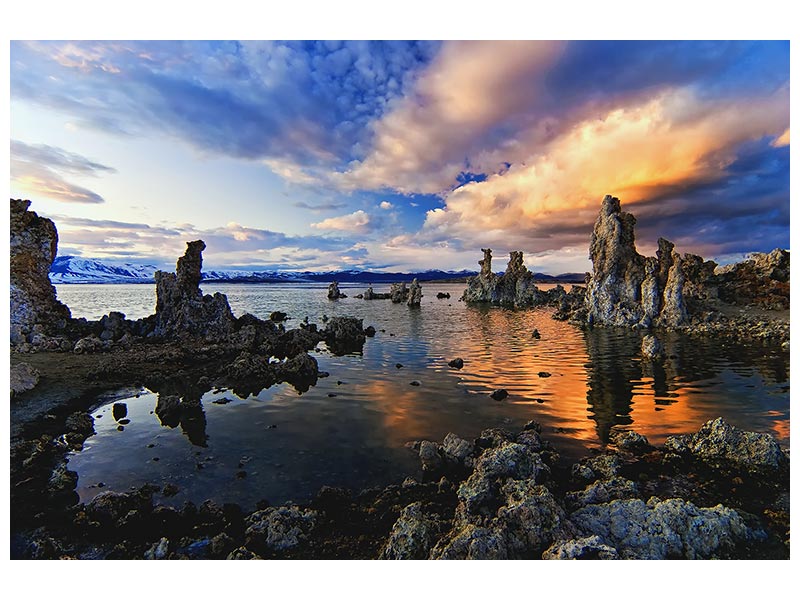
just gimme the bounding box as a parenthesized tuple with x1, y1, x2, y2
(49, 256, 479, 284)
(50, 256, 158, 284)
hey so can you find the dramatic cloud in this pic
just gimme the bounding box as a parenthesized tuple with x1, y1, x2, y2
(11, 140, 116, 203)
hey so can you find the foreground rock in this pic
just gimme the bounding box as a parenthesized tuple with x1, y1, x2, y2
(10, 200, 72, 347)
(10, 362, 40, 397)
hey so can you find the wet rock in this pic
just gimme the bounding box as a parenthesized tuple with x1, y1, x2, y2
(664, 417, 788, 474)
(10, 199, 71, 346)
(641, 334, 665, 360)
(162, 483, 179, 497)
(154, 394, 182, 427)
(441, 433, 475, 467)
(364, 325, 376, 337)
(269, 311, 288, 322)
(542, 535, 619, 560)
(153, 240, 236, 339)
(10, 362, 39, 397)
(436, 292, 451, 299)
(489, 389, 508, 401)
(144, 537, 169, 560)
(532, 329, 541, 339)
(448, 358, 464, 369)
(47, 462, 78, 495)
(571, 497, 765, 559)
(86, 491, 152, 526)
(409, 380, 421, 386)
(244, 505, 318, 554)
(327, 281, 346, 300)
(112, 403, 127, 421)
(537, 371, 551, 378)
(65, 412, 95, 437)
(380, 502, 440, 559)
(407, 278, 422, 306)
(323, 316, 366, 355)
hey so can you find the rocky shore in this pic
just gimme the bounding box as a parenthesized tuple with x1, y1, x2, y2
(10, 415, 789, 559)
(462, 195, 789, 346)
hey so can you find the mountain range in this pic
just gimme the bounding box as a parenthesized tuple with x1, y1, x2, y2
(49, 256, 585, 285)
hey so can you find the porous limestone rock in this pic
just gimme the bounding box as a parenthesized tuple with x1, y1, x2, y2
(244, 505, 318, 554)
(407, 278, 422, 306)
(154, 240, 236, 339)
(10, 362, 40, 397)
(327, 281, 346, 300)
(390, 282, 409, 303)
(10, 199, 71, 346)
(542, 535, 619, 560)
(641, 334, 665, 360)
(380, 502, 440, 559)
(570, 497, 764, 559)
(716, 249, 790, 309)
(664, 417, 788, 474)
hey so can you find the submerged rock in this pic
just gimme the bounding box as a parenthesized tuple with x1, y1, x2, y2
(10, 199, 72, 346)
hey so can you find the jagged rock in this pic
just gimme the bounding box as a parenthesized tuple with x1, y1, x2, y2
(497, 480, 573, 557)
(154, 240, 236, 339)
(430, 524, 509, 559)
(461, 249, 545, 307)
(641, 334, 665, 360)
(327, 281, 346, 300)
(419, 441, 443, 473)
(390, 282, 409, 303)
(407, 278, 422, 306)
(269, 311, 288, 322)
(323, 316, 366, 355)
(47, 462, 78, 495)
(275, 353, 319, 392)
(570, 497, 764, 559)
(227, 546, 261, 560)
(571, 454, 622, 483)
(99, 311, 129, 342)
(65, 412, 95, 437)
(380, 502, 440, 559)
(86, 491, 152, 526)
(664, 417, 788, 474)
(586, 196, 688, 328)
(717, 249, 790, 309)
(609, 430, 650, 453)
(10, 362, 40, 397)
(144, 537, 169, 560)
(542, 535, 620, 560)
(441, 433, 475, 467)
(244, 505, 317, 554)
(10, 199, 71, 346)
(565, 476, 640, 509)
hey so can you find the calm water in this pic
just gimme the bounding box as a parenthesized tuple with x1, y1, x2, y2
(57, 282, 790, 510)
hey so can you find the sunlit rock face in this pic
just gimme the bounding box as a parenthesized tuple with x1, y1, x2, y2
(716, 248, 790, 309)
(586, 195, 688, 328)
(153, 240, 236, 339)
(10, 199, 71, 345)
(407, 278, 422, 306)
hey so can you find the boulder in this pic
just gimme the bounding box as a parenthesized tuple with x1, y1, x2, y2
(244, 505, 317, 554)
(10, 362, 40, 397)
(323, 316, 366, 355)
(542, 536, 619, 560)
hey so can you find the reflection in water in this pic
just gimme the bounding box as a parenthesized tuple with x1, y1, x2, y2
(64, 282, 789, 509)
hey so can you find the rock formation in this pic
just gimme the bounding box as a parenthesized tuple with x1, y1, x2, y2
(153, 240, 236, 339)
(327, 281, 346, 300)
(407, 279, 422, 306)
(390, 282, 409, 303)
(716, 249, 790, 309)
(586, 195, 688, 328)
(10, 199, 71, 346)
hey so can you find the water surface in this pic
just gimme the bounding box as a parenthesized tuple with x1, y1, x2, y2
(57, 282, 790, 509)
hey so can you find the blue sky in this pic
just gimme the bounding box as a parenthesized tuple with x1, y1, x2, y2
(9, 40, 789, 273)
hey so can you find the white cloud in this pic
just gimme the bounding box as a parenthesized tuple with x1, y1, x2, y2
(379, 201, 394, 210)
(310, 209, 372, 233)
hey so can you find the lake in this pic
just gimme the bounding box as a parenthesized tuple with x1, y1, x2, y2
(56, 281, 790, 510)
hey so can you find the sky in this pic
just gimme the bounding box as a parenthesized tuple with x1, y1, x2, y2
(9, 40, 790, 274)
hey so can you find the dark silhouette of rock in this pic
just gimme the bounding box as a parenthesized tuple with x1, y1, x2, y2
(323, 316, 366, 355)
(436, 292, 451, 299)
(154, 240, 236, 339)
(448, 358, 464, 369)
(10, 199, 71, 346)
(490, 389, 508, 401)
